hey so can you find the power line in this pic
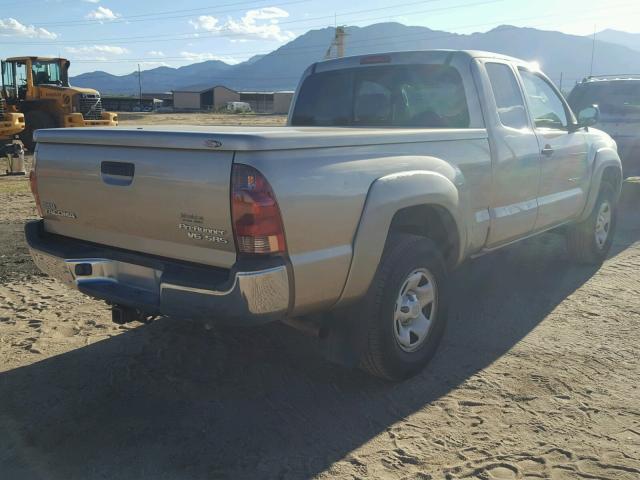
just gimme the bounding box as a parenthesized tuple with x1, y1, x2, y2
(66, 6, 640, 69)
(0, 0, 508, 45)
(2, 0, 639, 81)
(6, 0, 638, 53)
(6, 0, 489, 37)
(25, 0, 314, 28)
(0, 0, 82, 8)
(0, 0, 300, 24)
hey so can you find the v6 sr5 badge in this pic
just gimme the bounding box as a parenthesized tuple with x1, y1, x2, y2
(178, 223, 229, 244)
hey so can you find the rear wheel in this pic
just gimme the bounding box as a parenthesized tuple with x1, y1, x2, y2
(358, 234, 449, 381)
(20, 111, 57, 152)
(566, 183, 617, 264)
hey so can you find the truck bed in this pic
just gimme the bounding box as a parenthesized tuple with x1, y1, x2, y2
(33, 126, 487, 268)
(35, 125, 487, 151)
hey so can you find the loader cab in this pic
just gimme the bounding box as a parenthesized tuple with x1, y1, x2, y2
(1, 57, 70, 102)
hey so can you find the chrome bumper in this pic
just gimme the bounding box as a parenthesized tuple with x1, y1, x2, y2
(25, 221, 290, 325)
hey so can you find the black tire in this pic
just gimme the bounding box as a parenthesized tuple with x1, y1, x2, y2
(566, 183, 617, 265)
(20, 111, 56, 152)
(359, 234, 449, 381)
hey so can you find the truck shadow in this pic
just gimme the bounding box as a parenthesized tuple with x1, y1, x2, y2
(2, 201, 640, 479)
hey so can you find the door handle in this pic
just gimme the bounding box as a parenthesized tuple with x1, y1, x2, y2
(541, 145, 554, 156)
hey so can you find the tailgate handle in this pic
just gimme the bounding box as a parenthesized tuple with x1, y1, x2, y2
(101, 161, 135, 186)
(101, 161, 135, 177)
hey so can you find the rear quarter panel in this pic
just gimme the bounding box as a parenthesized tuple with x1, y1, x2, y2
(236, 136, 491, 315)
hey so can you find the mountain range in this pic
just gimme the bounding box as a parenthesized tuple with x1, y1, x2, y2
(70, 22, 640, 95)
(594, 29, 640, 58)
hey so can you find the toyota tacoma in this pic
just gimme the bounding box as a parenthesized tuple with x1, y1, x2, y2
(25, 50, 622, 380)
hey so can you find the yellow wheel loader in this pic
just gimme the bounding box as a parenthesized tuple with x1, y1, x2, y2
(0, 97, 25, 175)
(1, 57, 117, 151)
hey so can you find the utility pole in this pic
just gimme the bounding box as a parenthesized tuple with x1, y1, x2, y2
(559, 72, 563, 93)
(336, 26, 345, 58)
(324, 26, 347, 60)
(589, 25, 596, 77)
(137, 64, 142, 108)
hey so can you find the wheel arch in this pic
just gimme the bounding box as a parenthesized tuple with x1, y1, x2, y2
(20, 100, 61, 120)
(601, 165, 622, 192)
(579, 146, 623, 222)
(388, 204, 460, 271)
(336, 170, 465, 307)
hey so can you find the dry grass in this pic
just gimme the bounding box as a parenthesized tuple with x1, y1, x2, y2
(0, 178, 29, 195)
(117, 111, 288, 126)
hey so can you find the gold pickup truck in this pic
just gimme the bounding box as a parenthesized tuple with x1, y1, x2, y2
(24, 50, 622, 380)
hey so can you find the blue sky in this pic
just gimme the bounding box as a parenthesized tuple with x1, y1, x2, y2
(1, 0, 639, 75)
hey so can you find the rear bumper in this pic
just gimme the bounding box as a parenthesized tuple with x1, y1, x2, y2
(25, 220, 290, 325)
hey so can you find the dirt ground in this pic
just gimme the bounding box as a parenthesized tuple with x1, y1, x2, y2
(1, 118, 639, 479)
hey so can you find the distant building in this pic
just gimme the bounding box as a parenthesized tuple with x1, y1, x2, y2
(142, 93, 173, 107)
(171, 86, 294, 114)
(172, 86, 239, 111)
(239, 91, 294, 114)
(102, 93, 172, 112)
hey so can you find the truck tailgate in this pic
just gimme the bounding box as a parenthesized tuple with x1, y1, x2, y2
(34, 142, 236, 268)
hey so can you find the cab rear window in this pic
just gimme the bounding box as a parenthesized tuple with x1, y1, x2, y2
(291, 64, 470, 128)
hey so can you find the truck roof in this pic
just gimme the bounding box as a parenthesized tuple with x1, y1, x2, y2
(315, 49, 534, 72)
(579, 74, 640, 83)
(5, 56, 68, 62)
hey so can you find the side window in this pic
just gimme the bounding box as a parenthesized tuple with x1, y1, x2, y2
(15, 62, 28, 100)
(518, 69, 568, 129)
(485, 62, 528, 129)
(2, 62, 15, 88)
(15, 62, 27, 88)
(32, 62, 61, 86)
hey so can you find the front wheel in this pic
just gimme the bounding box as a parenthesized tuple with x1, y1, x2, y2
(358, 234, 449, 381)
(566, 183, 617, 265)
(20, 111, 57, 152)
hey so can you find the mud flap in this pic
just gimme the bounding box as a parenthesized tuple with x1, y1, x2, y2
(319, 308, 368, 368)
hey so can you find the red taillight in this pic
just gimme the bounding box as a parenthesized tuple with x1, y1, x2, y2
(231, 164, 286, 255)
(29, 168, 43, 217)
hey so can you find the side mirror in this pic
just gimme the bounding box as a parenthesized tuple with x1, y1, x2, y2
(578, 105, 600, 128)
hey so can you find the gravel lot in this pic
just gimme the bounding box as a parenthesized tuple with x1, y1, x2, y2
(1, 115, 639, 479)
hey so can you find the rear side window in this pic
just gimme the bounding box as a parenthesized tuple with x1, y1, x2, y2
(485, 63, 529, 129)
(291, 64, 470, 128)
(568, 81, 640, 115)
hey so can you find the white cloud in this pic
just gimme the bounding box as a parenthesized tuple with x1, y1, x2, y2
(243, 7, 289, 21)
(65, 45, 129, 60)
(0, 18, 57, 39)
(139, 61, 171, 68)
(82, 0, 100, 3)
(179, 51, 240, 64)
(188, 7, 294, 42)
(189, 15, 219, 32)
(86, 6, 120, 21)
(147, 50, 165, 57)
